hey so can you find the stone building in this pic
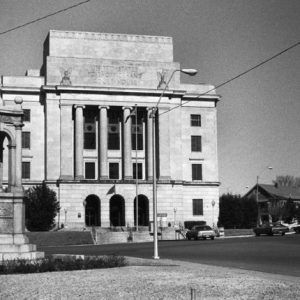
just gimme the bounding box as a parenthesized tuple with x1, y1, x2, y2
(0, 30, 220, 230)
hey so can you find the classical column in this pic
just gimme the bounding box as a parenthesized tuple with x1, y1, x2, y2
(158, 107, 170, 180)
(75, 105, 84, 180)
(14, 123, 23, 189)
(123, 107, 133, 180)
(99, 106, 109, 179)
(8, 145, 16, 191)
(60, 104, 74, 180)
(147, 108, 153, 180)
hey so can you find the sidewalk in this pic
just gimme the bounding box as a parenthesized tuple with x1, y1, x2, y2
(0, 257, 299, 299)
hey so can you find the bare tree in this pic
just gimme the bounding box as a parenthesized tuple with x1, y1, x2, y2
(273, 175, 300, 187)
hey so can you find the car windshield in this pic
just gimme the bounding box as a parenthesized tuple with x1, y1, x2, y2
(194, 226, 212, 230)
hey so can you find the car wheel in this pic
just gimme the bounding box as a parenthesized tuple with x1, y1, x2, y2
(281, 232, 285, 236)
(255, 233, 260, 236)
(203, 237, 206, 240)
(210, 237, 215, 240)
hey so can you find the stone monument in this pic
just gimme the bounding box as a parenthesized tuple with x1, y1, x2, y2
(0, 96, 44, 260)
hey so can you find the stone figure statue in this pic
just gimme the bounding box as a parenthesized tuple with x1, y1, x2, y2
(60, 68, 72, 86)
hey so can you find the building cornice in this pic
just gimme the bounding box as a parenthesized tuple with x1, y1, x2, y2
(44, 179, 221, 186)
(0, 86, 41, 94)
(42, 85, 220, 101)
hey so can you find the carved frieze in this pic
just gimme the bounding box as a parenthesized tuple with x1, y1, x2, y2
(87, 64, 145, 86)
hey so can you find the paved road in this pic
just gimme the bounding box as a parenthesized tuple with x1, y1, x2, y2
(41, 234, 300, 277)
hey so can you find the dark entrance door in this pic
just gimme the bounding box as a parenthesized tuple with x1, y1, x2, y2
(85, 195, 101, 226)
(134, 195, 149, 226)
(110, 195, 125, 226)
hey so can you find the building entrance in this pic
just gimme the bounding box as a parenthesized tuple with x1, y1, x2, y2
(110, 195, 125, 226)
(84, 195, 101, 226)
(134, 195, 149, 226)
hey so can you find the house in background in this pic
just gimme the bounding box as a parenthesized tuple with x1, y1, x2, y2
(244, 183, 300, 224)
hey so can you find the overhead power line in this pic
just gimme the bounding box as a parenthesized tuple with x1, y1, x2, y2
(0, 0, 91, 36)
(160, 40, 300, 116)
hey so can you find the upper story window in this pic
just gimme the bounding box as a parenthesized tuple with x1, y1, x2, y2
(84, 110, 96, 149)
(191, 136, 202, 152)
(191, 114, 201, 127)
(23, 109, 31, 122)
(133, 163, 143, 179)
(22, 132, 30, 149)
(192, 164, 202, 180)
(22, 162, 30, 179)
(193, 199, 203, 215)
(85, 162, 95, 179)
(108, 110, 120, 150)
(109, 162, 119, 179)
(131, 116, 143, 150)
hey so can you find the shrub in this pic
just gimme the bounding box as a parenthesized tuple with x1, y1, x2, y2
(0, 255, 127, 275)
(24, 182, 60, 231)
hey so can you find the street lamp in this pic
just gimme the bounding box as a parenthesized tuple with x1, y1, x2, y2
(256, 166, 273, 225)
(150, 68, 198, 259)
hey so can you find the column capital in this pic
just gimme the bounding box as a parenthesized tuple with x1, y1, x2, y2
(13, 122, 24, 130)
(74, 104, 85, 109)
(122, 106, 133, 111)
(98, 105, 110, 110)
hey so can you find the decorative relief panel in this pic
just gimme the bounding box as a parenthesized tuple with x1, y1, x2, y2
(0, 203, 13, 218)
(47, 57, 180, 89)
(0, 203, 13, 233)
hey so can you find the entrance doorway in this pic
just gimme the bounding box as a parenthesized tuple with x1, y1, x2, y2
(110, 195, 125, 226)
(84, 195, 101, 226)
(134, 195, 149, 226)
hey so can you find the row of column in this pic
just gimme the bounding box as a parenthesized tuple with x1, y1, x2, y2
(73, 106, 154, 180)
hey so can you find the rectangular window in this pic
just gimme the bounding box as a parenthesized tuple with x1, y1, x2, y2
(22, 162, 30, 179)
(193, 199, 203, 215)
(84, 112, 96, 149)
(85, 162, 95, 179)
(192, 164, 202, 180)
(23, 109, 31, 122)
(22, 132, 30, 149)
(108, 110, 120, 150)
(108, 124, 120, 150)
(191, 136, 202, 152)
(133, 163, 143, 179)
(191, 114, 201, 127)
(109, 163, 119, 179)
(131, 117, 143, 150)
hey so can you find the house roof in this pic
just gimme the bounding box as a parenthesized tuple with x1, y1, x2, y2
(244, 184, 300, 201)
(259, 184, 300, 200)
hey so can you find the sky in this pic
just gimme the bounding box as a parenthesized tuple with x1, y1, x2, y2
(0, 0, 299, 195)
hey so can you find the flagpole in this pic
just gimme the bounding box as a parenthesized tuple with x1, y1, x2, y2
(135, 104, 139, 231)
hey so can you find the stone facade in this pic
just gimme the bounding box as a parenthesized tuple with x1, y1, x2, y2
(0, 30, 220, 230)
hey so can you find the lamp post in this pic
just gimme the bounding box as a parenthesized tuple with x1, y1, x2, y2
(150, 68, 197, 260)
(256, 166, 273, 225)
(134, 104, 139, 232)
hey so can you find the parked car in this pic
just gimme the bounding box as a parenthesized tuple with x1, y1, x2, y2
(186, 225, 216, 240)
(253, 223, 289, 236)
(293, 225, 300, 234)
